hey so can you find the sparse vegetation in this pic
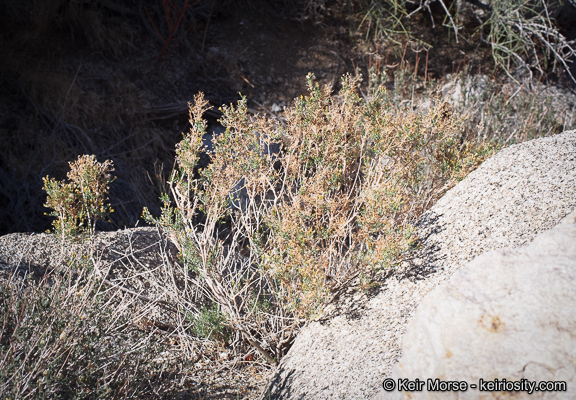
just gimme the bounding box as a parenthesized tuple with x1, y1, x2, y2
(1, 0, 576, 397)
(370, 65, 576, 146)
(4, 58, 572, 394)
(189, 303, 232, 343)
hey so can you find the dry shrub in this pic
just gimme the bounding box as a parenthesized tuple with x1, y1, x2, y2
(0, 260, 169, 398)
(367, 64, 575, 146)
(265, 76, 488, 311)
(43, 155, 115, 240)
(145, 73, 492, 363)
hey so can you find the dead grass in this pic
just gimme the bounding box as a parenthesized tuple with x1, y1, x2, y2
(362, 53, 576, 146)
(0, 227, 272, 399)
(0, 258, 171, 398)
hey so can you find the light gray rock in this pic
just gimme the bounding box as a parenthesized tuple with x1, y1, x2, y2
(382, 209, 576, 400)
(263, 131, 576, 400)
(441, 74, 489, 107)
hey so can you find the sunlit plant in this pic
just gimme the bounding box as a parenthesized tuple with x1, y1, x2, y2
(145, 74, 492, 362)
(43, 154, 115, 240)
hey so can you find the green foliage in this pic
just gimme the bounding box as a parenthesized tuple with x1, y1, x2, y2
(189, 303, 231, 343)
(43, 155, 115, 240)
(481, 0, 575, 81)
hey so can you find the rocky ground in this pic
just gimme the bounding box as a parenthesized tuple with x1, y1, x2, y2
(265, 131, 576, 399)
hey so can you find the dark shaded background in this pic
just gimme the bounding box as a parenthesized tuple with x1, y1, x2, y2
(1, 0, 575, 235)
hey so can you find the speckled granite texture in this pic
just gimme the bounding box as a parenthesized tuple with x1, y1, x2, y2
(380, 209, 576, 400)
(263, 131, 576, 400)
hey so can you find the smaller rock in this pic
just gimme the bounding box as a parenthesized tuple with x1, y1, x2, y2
(441, 74, 488, 107)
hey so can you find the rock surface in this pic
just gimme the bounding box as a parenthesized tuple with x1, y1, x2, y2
(263, 131, 576, 399)
(380, 209, 576, 399)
